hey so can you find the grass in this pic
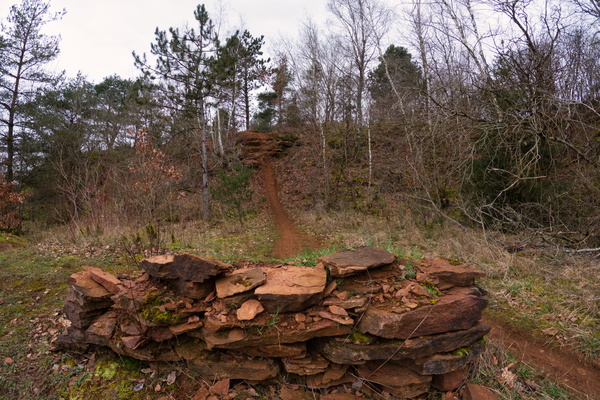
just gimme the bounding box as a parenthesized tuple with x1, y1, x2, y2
(471, 338, 574, 400)
(1, 210, 598, 399)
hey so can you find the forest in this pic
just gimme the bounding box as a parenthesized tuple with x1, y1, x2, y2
(1, 0, 599, 249)
(1, 1, 599, 399)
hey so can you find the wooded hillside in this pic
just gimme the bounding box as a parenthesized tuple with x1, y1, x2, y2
(1, 0, 599, 248)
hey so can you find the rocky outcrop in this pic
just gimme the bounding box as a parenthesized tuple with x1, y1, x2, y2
(55, 247, 490, 399)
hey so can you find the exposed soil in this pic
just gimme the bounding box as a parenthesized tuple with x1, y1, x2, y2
(483, 314, 600, 400)
(239, 130, 317, 258)
(260, 156, 317, 258)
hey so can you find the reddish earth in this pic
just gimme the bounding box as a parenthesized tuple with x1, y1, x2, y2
(251, 132, 600, 399)
(241, 130, 317, 259)
(483, 315, 600, 400)
(260, 156, 317, 258)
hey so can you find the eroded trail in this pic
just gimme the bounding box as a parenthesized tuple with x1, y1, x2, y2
(483, 315, 600, 400)
(259, 156, 316, 259)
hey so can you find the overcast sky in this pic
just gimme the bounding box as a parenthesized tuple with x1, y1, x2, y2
(0, 0, 331, 83)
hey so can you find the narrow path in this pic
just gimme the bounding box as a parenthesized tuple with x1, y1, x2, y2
(483, 315, 600, 399)
(260, 157, 308, 258)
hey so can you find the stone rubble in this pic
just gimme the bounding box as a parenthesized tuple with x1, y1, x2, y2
(55, 246, 491, 399)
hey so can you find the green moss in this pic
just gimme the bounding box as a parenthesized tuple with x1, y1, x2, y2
(94, 360, 119, 379)
(349, 330, 370, 345)
(139, 306, 181, 325)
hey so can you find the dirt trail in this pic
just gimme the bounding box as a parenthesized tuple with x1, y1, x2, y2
(483, 315, 600, 400)
(259, 156, 316, 259)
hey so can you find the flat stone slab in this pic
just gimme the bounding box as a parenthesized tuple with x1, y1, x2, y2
(167, 277, 214, 299)
(400, 340, 485, 375)
(238, 343, 307, 359)
(305, 364, 351, 388)
(84, 266, 122, 294)
(357, 286, 487, 339)
(216, 268, 266, 298)
(282, 354, 330, 375)
(462, 383, 501, 400)
(417, 258, 485, 287)
(140, 254, 231, 282)
(255, 265, 327, 312)
(357, 362, 431, 398)
(85, 310, 117, 346)
(317, 246, 396, 278)
(201, 318, 352, 350)
(63, 299, 109, 329)
(189, 353, 280, 381)
(67, 270, 113, 304)
(317, 322, 491, 364)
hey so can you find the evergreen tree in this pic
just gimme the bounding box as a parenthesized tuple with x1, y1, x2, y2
(0, 0, 64, 181)
(133, 4, 218, 220)
(368, 45, 422, 120)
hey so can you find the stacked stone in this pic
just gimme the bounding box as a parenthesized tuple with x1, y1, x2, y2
(56, 247, 490, 399)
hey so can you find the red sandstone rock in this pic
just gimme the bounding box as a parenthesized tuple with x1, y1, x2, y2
(255, 265, 327, 312)
(167, 277, 214, 299)
(84, 266, 122, 294)
(121, 335, 144, 349)
(85, 310, 117, 345)
(357, 286, 487, 339)
(63, 298, 108, 329)
(304, 363, 351, 388)
(189, 353, 280, 381)
(238, 342, 307, 358)
(317, 323, 491, 364)
(215, 268, 266, 298)
(279, 387, 314, 400)
(417, 258, 485, 288)
(209, 379, 229, 396)
(461, 383, 501, 400)
(202, 318, 352, 350)
(357, 361, 431, 398)
(168, 320, 203, 335)
(318, 246, 397, 277)
(140, 254, 231, 282)
(147, 327, 174, 342)
(323, 296, 367, 309)
(432, 366, 469, 391)
(405, 341, 484, 375)
(67, 270, 113, 305)
(236, 299, 264, 321)
(321, 394, 359, 400)
(282, 354, 330, 375)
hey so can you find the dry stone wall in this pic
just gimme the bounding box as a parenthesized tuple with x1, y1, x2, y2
(56, 247, 490, 398)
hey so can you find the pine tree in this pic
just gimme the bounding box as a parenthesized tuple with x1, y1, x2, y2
(0, 0, 64, 182)
(134, 4, 218, 220)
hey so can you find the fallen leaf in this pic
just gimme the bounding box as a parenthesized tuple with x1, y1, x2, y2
(4, 357, 14, 364)
(166, 370, 177, 385)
